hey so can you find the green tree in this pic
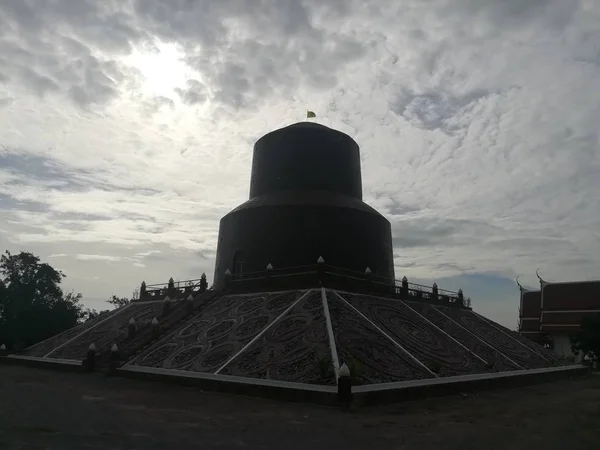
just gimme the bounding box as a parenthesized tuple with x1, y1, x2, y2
(107, 285, 140, 309)
(82, 308, 110, 323)
(571, 313, 600, 364)
(0, 251, 83, 350)
(107, 295, 131, 309)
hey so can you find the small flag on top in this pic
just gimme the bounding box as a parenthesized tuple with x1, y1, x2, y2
(306, 110, 316, 119)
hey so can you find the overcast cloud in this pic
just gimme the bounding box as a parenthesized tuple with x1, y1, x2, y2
(1, 0, 599, 327)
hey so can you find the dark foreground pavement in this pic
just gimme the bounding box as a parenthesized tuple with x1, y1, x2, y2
(1, 365, 599, 450)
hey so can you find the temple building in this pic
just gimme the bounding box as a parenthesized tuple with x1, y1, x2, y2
(518, 273, 600, 361)
(2, 122, 583, 406)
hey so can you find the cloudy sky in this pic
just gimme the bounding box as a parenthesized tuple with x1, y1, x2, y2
(1, 0, 599, 328)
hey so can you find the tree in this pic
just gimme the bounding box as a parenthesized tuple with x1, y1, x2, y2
(81, 308, 110, 323)
(571, 313, 600, 365)
(0, 251, 83, 350)
(107, 295, 130, 309)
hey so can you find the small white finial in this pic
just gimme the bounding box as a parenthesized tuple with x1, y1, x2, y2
(0, 344, 6, 351)
(111, 343, 119, 352)
(88, 343, 97, 352)
(266, 263, 273, 270)
(317, 256, 325, 264)
(339, 362, 350, 378)
(129, 317, 136, 325)
(187, 294, 194, 301)
(151, 317, 159, 325)
(225, 269, 231, 276)
(164, 296, 170, 302)
(365, 266, 371, 274)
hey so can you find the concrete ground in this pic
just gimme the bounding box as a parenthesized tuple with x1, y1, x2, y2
(0, 365, 599, 450)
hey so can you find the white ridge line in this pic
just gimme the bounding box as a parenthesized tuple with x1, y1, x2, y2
(321, 288, 340, 381)
(333, 292, 437, 378)
(214, 290, 312, 375)
(24, 312, 110, 353)
(472, 310, 550, 361)
(44, 303, 133, 358)
(124, 292, 240, 367)
(432, 306, 524, 370)
(400, 300, 491, 367)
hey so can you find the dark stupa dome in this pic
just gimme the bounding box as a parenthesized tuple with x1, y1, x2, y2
(213, 122, 394, 286)
(250, 122, 362, 200)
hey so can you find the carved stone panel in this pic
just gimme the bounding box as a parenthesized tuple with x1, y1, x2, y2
(328, 293, 432, 384)
(340, 293, 491, 377)
(48, 302, 164, 360)
(22, 309, 119, 358)
(128, 291, 304, 374)
(219, 291, 333, 384)
(406, 301, 521, 372)
(436, 307, 549, 369)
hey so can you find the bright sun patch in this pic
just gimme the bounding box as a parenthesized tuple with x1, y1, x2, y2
(126, 41, 193, 99)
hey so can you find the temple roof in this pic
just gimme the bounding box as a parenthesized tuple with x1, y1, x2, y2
(542, 279, 600, 310)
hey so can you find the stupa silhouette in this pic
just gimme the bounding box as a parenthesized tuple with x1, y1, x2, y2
(6, 122, 582, 405)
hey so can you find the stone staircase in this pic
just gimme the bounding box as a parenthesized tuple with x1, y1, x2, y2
(99, 289, 221, 371)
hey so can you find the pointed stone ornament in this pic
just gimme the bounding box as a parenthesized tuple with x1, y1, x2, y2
(337, 362, 352, 406)
(85, 343, 97, 372)
(365, 266, 372, 274)
(164, 296, 171, 302)
(339, 362, 350, 378)
(433, 282, 437, 288)
(187, 294, 194, 301)
(151, 317, 159, 326)
(225, 269, 232, 276)
(128, 317, 136, 325)
(0, 344, 6, 351)
(317, 256, 325, 264)
(402, 276, 408, 282)
(266, 263, 273, 270)
(111, 343, 119, 352)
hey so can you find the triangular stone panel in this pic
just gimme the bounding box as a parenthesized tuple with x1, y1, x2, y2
(219, 290, 333, 384)
(436, 306, 549, 369)
(47, 301, 165, 360)
(126, 291, 304, 374)
(473, 311, 568, 365)
(22, 309, 120, 358)
(406, 301, 521, 372)
(327, 291, 433, 384)
(340, 292, 492, 377)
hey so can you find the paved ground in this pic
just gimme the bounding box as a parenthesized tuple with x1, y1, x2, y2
(1, 365, 599, 450)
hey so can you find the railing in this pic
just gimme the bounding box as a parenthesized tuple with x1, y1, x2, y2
(139, 278, 208, 301)
(223, 263, 470, 309)
(146, 278, 205, 290)
(137, 264, 470, 309)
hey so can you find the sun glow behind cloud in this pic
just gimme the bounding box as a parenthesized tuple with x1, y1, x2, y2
(125, 41, 194, 100)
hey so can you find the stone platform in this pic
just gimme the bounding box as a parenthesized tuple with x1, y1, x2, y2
(3, 287, 585, 405)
